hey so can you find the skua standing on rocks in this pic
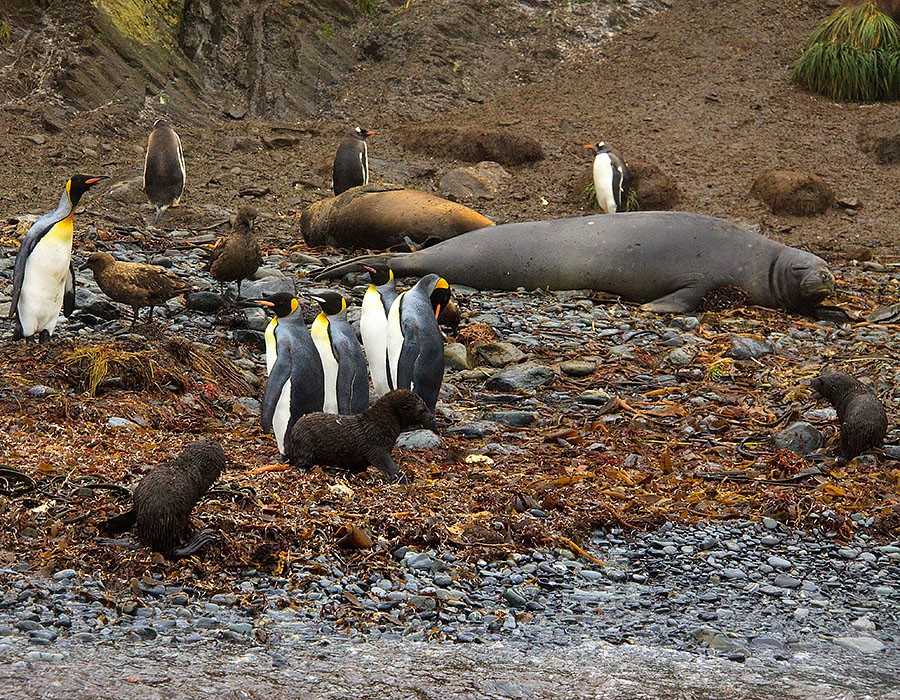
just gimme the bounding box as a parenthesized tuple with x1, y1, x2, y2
(585, 141, 630, 213)
(9, 174, 107, 342)
(100, 439, 226, 559)
(359, 263, 399, 398)
(809, 372, 888, 461)
(143, 118, 185, 224)
(254, 292, 325, 456)
(387, 273, 449, 413)
(206, 206, 262, 298)
(85, 251, 192, 326)
(332, 126, 373, 195)
(287, 389, 433, 483)
(309, 290, 369, 415)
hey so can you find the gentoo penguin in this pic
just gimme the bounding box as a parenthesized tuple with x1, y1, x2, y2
(143, 119, 185, 223)
(309, 290, 369, 415)
(359, 263, 398, 399)
(584, 142, 630, 214)
(9, 174, 108, 342)
(254, 293, 325, 455)
(85, 251, 191, 326)
(386, 274, 449, 414)
(332, 127, 374, 195)
(206, 206, 261, 297)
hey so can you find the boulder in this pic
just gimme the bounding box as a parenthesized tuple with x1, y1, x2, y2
(439, 161, 510, 200)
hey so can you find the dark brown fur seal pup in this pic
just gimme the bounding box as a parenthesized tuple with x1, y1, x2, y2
(300, 184, 494, 251)
(314, 211, 835, 315)
(86, 251, 191, 325)
(809, 372, 888, 460)
(206, 206, 262, 297)
(287, 389, 434, 483)
(101, 440, 226, 558)
(143, 119, 185, 224)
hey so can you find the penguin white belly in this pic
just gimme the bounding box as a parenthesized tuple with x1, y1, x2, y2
(264, 319, 278, 375)
(18, 235, 72, 337)
(273, 377, 291, 454)
(592, 153, 617, 214)
(311, 317, 340, 414)
(386, 294, 407, 391)
(361, 143, 369, 185)
(361, 290, 389, 397)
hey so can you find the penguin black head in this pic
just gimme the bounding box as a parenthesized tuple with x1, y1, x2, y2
(253, 292, 299, 318)
(309, 291, 347, 316)
(362, 263, 393, 286)
(429, 277, 451, 319)
(68, 174, 109, 207)
(584, 142, 611, 156)
(152, 118, 171, 131)
(351, 127, 374, 140)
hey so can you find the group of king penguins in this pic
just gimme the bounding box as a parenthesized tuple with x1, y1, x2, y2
(6, 119, 449, 458)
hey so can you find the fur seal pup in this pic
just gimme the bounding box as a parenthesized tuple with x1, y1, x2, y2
(809, 372, 888, 461)
(360, 263, 398, 399)
(300, 184, 494, 251)
(387, 274, 449, 413)
(309, 291, 369, 415)
(85, 251, 191, 326)
(100, 440, 226, 558)
(287, 389, 434, 483)
(314, 212, 835, 315)
(143, 119, 185, 224)
(206, 206, 262, 297)
(333, 127, 374, 195)
(585, 142, 630, 213)
(10, 174, 107, 342)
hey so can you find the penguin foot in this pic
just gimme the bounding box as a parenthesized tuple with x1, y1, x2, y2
(38, 330, 51, 344)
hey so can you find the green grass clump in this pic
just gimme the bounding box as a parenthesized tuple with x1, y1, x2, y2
(357, 0, 379, 14)
(793, 2, 900, 101)
(583, 181, 640, 212)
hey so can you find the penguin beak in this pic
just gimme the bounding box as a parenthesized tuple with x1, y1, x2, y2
(243, 298, 274, 308)
(365, 131, 375, 136)
(85, 175, 110, 185)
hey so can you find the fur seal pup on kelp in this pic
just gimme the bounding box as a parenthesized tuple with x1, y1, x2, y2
(809, 372, 888, 461)
(287, 389, 434, 483)
(100, 440, 226, 558)
(314, 211, 835, 315)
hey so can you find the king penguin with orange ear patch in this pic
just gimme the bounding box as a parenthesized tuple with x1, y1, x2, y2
(254, 293, 325, 456)
(309, 291, 369, 415)
(584, 142, 630, 214)
(143, 119, 185, 224)
(360, 263, 398, 399)
(386, 274, 449, 414)
(332, 127, 373, 195)
(10, 174, 108, 342)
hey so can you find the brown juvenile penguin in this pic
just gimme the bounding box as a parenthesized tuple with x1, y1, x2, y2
(287, 389, 434, 483)
(101, 440, 226, 558)
(206, 206, 262, 298)
(86, 251, 191, 326)
(809, 372, 888, 461)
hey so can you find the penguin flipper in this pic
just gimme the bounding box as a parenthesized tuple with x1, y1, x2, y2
(63, 259, 76, 317)
(261, 358, 291, 432)
(413, 339, 445, 413)
(349, 357, 370, 415)
(9, 234, 40, 318)
(395, 329, 421, 392)
(100, 507, 136, 535)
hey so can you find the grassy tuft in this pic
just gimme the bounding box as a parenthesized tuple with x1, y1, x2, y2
(793, 2, 900, 101)
(63, 346, 159, 396)
(356, 0, 379, 14)
(583, 181, 639, 212)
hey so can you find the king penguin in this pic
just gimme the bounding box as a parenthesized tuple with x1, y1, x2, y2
(359, 263, 398, 399)
(254, 293, 325, 456)
(584, 142, 630, 214)
(143, 119, 186, 224)
(386, 274, 449, 414)
(10, 174, 108, 342)
(332, 127, 374, 195)
(309, 291, 369, 415)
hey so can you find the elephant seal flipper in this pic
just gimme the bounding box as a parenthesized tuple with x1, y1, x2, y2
(640, 287, 706, 313)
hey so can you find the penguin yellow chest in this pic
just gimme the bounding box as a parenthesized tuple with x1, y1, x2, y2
(311, 315, 340, 414)
(19, 216, 73, 337)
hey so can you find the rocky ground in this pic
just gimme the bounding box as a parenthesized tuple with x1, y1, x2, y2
(1, 0, 900, 695)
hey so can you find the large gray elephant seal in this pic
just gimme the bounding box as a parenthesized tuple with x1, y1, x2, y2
(314, 211, 834, 314)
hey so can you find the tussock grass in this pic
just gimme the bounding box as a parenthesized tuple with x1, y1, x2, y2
(583, 182, 640, 212)
(793, 2, 900, 101)
(63, 346, 160, 396)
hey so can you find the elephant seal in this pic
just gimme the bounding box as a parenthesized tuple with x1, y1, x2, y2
(300, 184, 494, 251)
(314, 211, 834, 314)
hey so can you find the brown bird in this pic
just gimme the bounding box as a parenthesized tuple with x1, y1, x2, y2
(809, 372, 888, 461)
(86, 251, 191, 326)
(206, 206, 262, 298)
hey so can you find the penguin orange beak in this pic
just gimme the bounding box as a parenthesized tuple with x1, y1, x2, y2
(248, 299, 274, 308)
(85, 176, 110, 185)
(365, 131, 375, 136)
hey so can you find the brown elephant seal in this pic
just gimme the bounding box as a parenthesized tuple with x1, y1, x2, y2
(287, 389, 435, 483)
(809, 373, 887, 461)
(314, 211, 834, 314)
(100, 440, 226, 558)
(300, 184, 494, 251)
